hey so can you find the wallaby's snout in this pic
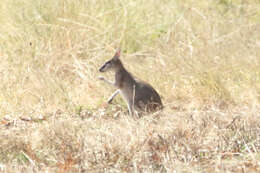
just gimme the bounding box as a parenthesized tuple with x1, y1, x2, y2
(99, 61, 110, 72)
(99, 65, 105, 72)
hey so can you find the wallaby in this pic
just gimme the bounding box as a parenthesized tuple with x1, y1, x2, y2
(99, 49, 163, 116)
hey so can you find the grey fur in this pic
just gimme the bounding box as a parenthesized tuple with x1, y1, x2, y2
(99, 49, 163, 116)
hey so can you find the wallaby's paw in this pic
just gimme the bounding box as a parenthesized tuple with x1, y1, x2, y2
(107, 98, 113, 104)
(98, 76, 105, 81)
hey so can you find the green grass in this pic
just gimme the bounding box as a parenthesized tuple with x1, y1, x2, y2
(0, 0, 260, 172)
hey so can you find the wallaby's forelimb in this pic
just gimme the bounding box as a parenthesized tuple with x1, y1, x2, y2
(98, 76, 115, 86)
(107, 90, 120, 103)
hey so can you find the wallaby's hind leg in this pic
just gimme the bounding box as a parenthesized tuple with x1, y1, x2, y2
(107, 90, 119, 103)
(126, 101, 140, 118)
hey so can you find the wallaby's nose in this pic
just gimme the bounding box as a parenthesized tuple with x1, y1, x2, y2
(99, 65, 105, 72)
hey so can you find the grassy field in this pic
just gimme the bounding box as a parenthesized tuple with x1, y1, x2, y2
(0, 0, 260, 172)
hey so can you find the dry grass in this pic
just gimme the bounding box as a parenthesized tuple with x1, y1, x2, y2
(0, 0, 260, 172)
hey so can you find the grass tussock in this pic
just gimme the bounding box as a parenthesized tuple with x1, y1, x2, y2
(0, 0, 260, 172)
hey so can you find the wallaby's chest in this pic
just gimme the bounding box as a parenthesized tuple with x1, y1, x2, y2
(115, 71, 134, 89)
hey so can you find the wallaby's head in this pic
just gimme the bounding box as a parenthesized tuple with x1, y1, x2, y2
(99, 49, 123, 72)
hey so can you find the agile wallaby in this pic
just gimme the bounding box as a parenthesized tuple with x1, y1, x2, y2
(99, 49, 163, 116)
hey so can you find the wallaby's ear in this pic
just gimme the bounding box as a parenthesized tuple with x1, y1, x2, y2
(113, 48, 121, 59)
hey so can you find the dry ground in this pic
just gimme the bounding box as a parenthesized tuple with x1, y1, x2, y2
(0, 0, 260, 172)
